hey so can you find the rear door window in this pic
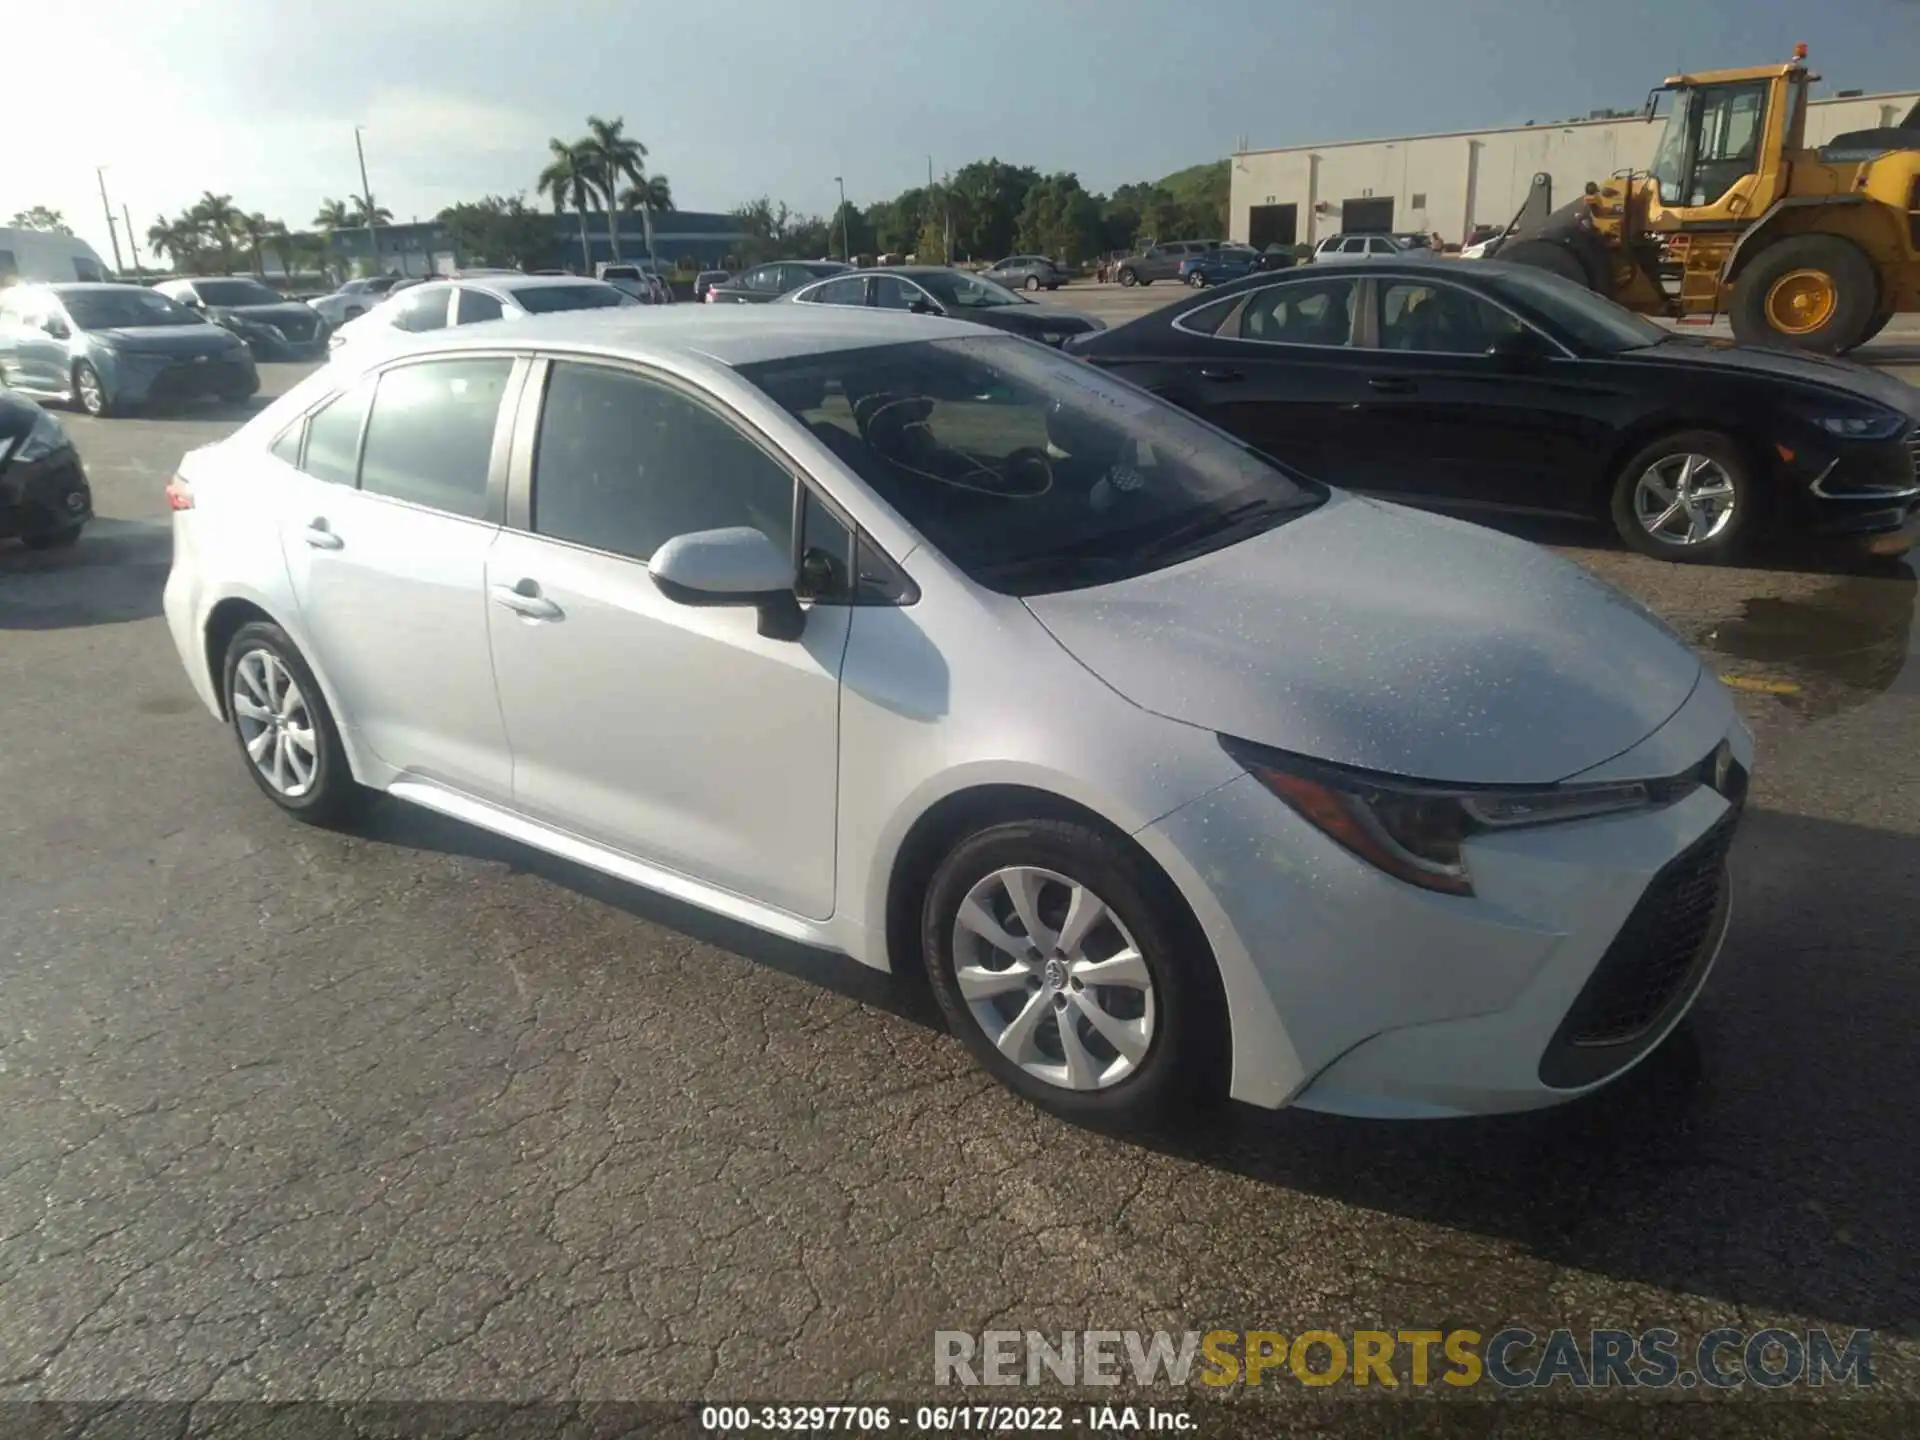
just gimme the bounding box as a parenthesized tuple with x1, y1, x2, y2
(1229, 277, 1359, 347)
(300, 379, 375, 486)
(455, 288, 505, 324)
(390, 286, 452, 333)
(358, 358, 513, 518)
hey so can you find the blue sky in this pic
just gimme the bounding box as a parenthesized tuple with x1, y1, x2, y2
(7, 0, 1914, 262)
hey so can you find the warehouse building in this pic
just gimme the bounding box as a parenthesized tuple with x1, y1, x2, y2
(1229, 90, 1920, 250)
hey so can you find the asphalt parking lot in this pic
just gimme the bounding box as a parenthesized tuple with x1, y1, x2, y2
(2, 315, 1918, 1426)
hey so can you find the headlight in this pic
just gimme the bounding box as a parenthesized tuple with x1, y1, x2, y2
(14, 409, 75, 464)
(1814, 414, 1906, 440)
(1222, 736, 1670, 897)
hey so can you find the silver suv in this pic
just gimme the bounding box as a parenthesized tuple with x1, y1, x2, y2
(1114, 241, 1221, 287)
(1311, 233, 1438, 264)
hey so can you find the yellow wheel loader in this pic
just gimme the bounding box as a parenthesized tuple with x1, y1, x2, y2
(1490, 44, 1920, 354)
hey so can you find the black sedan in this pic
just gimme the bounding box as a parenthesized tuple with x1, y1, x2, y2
(0, 391, 91, 550)
(783, 266, 1104, 347)
(706, 260, 853, 305)
(152, 277, 330, 361)
(1068, 260, 1920, 562)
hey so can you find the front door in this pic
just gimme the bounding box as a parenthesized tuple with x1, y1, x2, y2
(485, 358, 848, 920)
(1352, 277, 1606, 514)
(276, 356, 519, 798)
(1, 294, 64, 393)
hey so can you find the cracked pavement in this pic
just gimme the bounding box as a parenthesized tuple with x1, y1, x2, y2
(1, 358, 1916, 1430)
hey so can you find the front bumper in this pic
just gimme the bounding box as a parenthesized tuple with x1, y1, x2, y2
(1786, 429, 1920, 543)
(0, 447, 92, 539)
(1140, 690, 1753, 1117)
(105, 351, 259, 407)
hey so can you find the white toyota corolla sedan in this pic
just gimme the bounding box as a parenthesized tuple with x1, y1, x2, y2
(163, 307, 1751, 1123)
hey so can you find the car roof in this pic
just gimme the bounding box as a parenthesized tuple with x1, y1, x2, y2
(42, 282, 147, 294)
(449, 274, 616, 293)
(344, 303, 971, 367)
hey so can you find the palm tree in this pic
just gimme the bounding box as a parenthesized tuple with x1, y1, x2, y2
(581, 115, 648, 262)
(146, 214, 200, 272)
(348, 196, 393, 228)
(236, 212, 275, 275)
(187, 192, 242, 272)
(313, 198, 352, 230)
(537, 137, 597, 273)
(618, 174, 674, 213)
(259, 219, 293, 278)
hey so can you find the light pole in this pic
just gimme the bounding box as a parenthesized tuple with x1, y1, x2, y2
(95, 167, 125, 272)
(834, 176, 848, 262)
(354, 126, 382, 273)
(122, 204, 142, 275)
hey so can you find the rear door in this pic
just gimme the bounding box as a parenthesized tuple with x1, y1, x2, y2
(1146, 272, 1369, 480)
(276, 354, 522, 798)
(1352, 277, 1608, 512)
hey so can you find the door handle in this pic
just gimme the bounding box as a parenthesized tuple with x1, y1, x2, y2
(1367, 377, 1417, 394)
(303, 519, 343, 550)
(490, 581, 563, 621)
(1199, 367, 1244, 382)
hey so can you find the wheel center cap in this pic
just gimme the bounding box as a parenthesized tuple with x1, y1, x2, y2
(1043, 957, 1069, 990)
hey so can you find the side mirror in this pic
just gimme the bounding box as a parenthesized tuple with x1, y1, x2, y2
(908, 297, 937, 315)
(647, 526, 804, 640)
(43, 317, 70, 339)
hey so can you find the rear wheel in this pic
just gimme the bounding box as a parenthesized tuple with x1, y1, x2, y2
(221, 621, 370, 825)
(1024, 275, 1041, 291)
(1118, 267, 1139, 288)
(1609, 429, 1754, 563)
(1729, 234, 1878, 354)
(22, 523, 83, 551)
(921, 819, 1222, 1121)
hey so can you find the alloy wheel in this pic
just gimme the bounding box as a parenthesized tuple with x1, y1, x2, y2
(1632, 453, 1737, 547)
(75, 367, 105, 416)
(232, 648, 319, 797)
(950, 866, 1155, 1092)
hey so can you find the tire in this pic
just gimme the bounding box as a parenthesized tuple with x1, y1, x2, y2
(22, 523, 83, 551)
(221, 621, 371, 825)
(1728, 234, 1878, 354)
(1608, 429, 1755, 563)
(1118, 267, 1139, 288)
(71, 361, 110, 417)
(1499, 238, 1594, 290)
(1859, 310, 1894, 345)
(1024, 275, 1041, 292)
(920, 818, 1222, 1121)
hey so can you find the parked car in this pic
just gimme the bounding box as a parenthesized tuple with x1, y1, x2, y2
(152, 277, 329, 360)
(693, 270, 732, 303)
(1066, 261, 1920, 561)
(164, 306, 1753, 1124)
(598, 264, 672, 303)
(0, 227, 113, 285)
(306, 276, 407, 328)
(327, 274, 636, 351)
(1114, 241, 1221, 288)
(982, 255, 1071, 292)
(1310, 233, 1439, 264)
(1179, 246, 1260, 288)
(706, 260, 852, 304)
(0, 389, 91, 548)
(784, 266, 1104, 345)
(0, 283, 257, 417)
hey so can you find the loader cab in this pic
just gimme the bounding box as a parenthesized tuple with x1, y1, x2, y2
(1643, 59, 1809, 226)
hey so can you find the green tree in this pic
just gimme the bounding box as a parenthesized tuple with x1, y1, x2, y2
(826, 201, 874, 262)
(1014, 173, 1102, 264)
(348, 196, 393, 228)
(437, 195, 555, 269)
(313, 198, 352, 230)
(538, 137, 598, 272)
(729, 195, 793, 265)
(581, 115, 650, 261)
(8, 206, 72, 235)
(946, 160, 1040, 261)
(236, 212, 276, 274)
(188, 192, 243, 272)
(145, 214, 201, 272)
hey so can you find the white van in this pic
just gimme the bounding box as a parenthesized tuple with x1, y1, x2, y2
(0, 229, 114, 287)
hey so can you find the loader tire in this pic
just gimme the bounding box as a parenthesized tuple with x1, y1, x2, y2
(1728, 235, 1878, 355)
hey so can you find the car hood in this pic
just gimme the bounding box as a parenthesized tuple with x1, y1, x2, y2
(1022, 493, 1703, 785)
(210, 303, 316, 327)
(975, 306, 1099, 337)
(1637, 337, 1919, 416)
(91, 325, 239, 356)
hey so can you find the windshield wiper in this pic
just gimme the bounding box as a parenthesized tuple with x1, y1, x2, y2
(1133, 496, 1297, 561)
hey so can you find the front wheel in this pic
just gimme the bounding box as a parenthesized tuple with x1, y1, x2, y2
(1024, 275, 1041, 292)
(1609, 430, 1754, 564)
(22, 523, 83, 551)
(221, 621, 371, 825)
(921, 819, 1222, 1121)
(71, 361, 110, 417)
(1118, 268, 1138, 288)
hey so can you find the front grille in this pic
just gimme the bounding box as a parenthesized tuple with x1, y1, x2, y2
(1538, 806, 1739, 1089)
(147, 358, 248, 401)
(1906, 429, 1919, 485)
(263, 312, 317, 342)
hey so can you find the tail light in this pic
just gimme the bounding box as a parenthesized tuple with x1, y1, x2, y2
(164, 474, 194, 511)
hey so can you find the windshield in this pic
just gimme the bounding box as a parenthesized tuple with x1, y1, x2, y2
(1648, 88, 1694, 204)
(917, 271, 1022, 310)
(195, 279, 286, 307)
(512, 283, 633, 313)
(1481, 267, 1668, 353)
(737, 336, 1321, 595)
(61, 288, 205, 330)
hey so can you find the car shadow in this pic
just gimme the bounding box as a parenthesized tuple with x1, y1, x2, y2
(131, 395, 275, 424)
(360, 788, 1916, 1328)
(0, 518, 170, 629)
